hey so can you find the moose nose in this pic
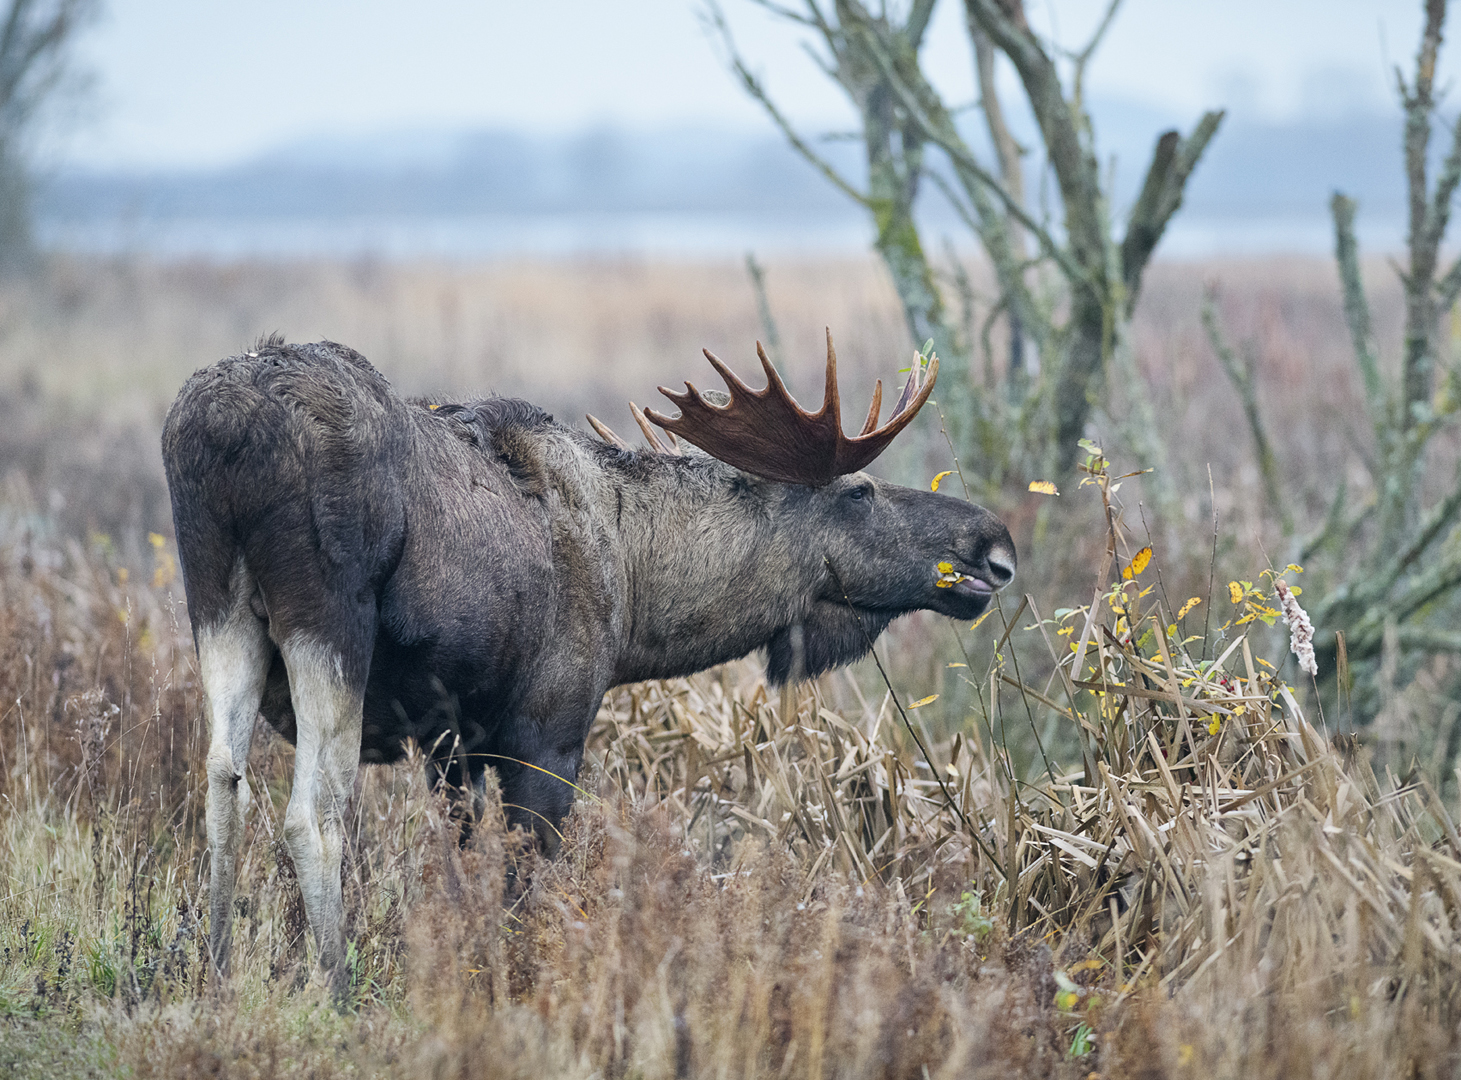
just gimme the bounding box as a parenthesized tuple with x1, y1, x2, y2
(986, 546, 1016, 589)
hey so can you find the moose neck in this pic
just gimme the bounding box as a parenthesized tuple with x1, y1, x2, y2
(606, 452, 843, 686)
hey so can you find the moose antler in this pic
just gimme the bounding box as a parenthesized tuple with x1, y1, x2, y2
(644, 328, 938, 486)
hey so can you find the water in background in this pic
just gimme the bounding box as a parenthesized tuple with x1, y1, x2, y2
(37, 110, 1409, 261)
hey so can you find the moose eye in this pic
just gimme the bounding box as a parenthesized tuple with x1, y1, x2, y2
(846, 484, 871, 503)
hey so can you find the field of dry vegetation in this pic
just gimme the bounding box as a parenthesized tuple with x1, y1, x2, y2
(1, 253, 1459, 1078)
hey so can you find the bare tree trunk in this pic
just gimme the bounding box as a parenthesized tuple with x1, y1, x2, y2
(969, 16, 1029, 391)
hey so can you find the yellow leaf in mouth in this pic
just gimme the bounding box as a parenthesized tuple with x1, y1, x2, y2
(931, 470, 954, 492)
(908, 694, 939, 709)
(1121, 546, 1153, 580)
(936, 561, 953, 573)
(1028, 480, 1059, 496)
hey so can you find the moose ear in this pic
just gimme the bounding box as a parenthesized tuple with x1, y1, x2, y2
(764, 604, 895, 686)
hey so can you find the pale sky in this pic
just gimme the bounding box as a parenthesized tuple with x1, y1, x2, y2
(60, 1, 1438, 170)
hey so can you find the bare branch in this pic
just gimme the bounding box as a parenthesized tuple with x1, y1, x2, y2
(1331, 192, 1387, 432)
(744, 252, 783, 364)
(1399, 0, 1448, 422)
(969, 14, 1026, 252)
(1070, 0, 1122, 109)
(851, 16, 1086, 287)
(744, 0, 817, 26)
(1201, 287, 1288, 533)
(904, 0, 938, 48)
(1120, 113, 1223, 312)
(705, 1, 869, 207)
(1438, 251, 1461, 314)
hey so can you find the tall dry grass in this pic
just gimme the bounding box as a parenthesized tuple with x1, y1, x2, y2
(0, 251, 1444, 735)
(0, 392, 1457, 1077)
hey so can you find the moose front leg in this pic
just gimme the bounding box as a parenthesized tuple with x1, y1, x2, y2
(490, 710, 594, 856)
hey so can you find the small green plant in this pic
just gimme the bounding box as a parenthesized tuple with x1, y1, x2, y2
(1068, 1022, 1095, 1059)
(84, 938, 117, 998)
(950, 889, 993, 942)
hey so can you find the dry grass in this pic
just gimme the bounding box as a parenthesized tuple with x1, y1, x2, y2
(0, 252, 1457, 1076)
(0, 407, 1457, 1077)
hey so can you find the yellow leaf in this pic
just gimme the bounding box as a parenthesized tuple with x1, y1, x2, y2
(1228, 581, 1244, 604)
(1207, 716, 1220, 736)
(944, 763, 959, 777)
(1287, 563, 1304, 574)
(1121, 546, 1153, 580)
(931, 470, 954, 492)
(946, 662, 967, 668)
(1028, 480, 1059, 496)
(936, 561, 953, 573)
(1255, 657, 1274, 669)
(908, 694, 939, 709)
(1177, 596, 1201, 619)
(1234, 704, 1247, 716)
(148, 532, 166, 549)
(1289, 585, 1302, 596)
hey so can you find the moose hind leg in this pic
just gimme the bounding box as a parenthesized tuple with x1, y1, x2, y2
(198, 566, 272, 978)
(279, 636, 366, 986)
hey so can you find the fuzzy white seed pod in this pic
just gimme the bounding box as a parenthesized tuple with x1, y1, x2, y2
(1274, 579, 1317, 677)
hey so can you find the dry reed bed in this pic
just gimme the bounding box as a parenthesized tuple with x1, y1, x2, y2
(0, 443, 1457, 1078)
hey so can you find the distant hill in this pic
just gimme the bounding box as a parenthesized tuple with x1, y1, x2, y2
(34, 104, 1410, 259)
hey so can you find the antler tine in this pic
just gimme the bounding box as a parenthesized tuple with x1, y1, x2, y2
(858, 380, 883, 437)
(706, 347, 767, 406)
(820, 328, 843, 429)
(830, 352, 940, 475)
(628, 401, 674, 454)
(754, 341, 825, 421)
(644, 330, 936, 486)
(586, 413, 631, 450)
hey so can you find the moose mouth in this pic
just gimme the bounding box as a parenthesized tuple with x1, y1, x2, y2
(931, 559, 999, 618)
(948, 575, 993, 599)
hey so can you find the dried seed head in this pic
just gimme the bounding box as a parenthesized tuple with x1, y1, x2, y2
(1274, 579, 1317, 677)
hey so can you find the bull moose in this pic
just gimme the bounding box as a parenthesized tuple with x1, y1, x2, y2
(161, 331, 1015, 987)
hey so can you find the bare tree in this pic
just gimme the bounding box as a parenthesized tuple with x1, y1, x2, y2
(710, 0, 1221, 485)
(0, 0, 97, 267)
(1204, 0, 1461, 724)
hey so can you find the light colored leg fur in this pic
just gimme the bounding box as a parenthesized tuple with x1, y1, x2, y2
(279, 636, 364, 984)
(198, 560, 271, 977)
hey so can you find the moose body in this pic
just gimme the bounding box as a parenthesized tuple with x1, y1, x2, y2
(163, 336, 1014, 986)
